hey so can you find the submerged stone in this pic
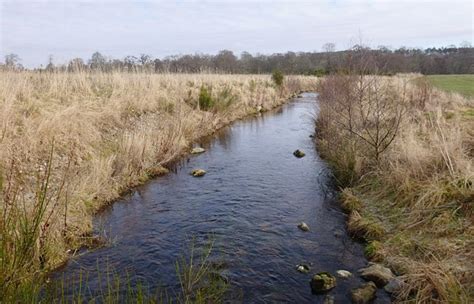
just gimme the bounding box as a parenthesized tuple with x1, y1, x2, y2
(298, 222, 310, 232)
(293, 149, 306, 158)
(359, 263, 394, 287)
(191, 169, 206, 177)
(191, 147, 206, 154)
(351, 281, 377, 304)
(310, 272, 336, 294)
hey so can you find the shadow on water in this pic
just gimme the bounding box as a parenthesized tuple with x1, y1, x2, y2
(53, 93, 390, 303)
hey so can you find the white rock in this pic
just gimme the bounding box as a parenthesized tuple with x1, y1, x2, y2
(297, 222, 310, 232)
(296, 264, 310, 273)
(336, 270, 352, 278)
(191, 147, 205, 154)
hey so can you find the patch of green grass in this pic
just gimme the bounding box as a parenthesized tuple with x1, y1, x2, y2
(340, 189, 363, 212)
(364, 241, 383, 261)
(426, 75, 474, 97)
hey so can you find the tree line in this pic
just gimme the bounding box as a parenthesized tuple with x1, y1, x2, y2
(2, 43, 473, 75)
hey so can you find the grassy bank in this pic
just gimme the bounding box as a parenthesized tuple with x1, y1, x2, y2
(427, 75, 474, 98)
(0, 71, 318, 300)
(316, 74, 473, 303)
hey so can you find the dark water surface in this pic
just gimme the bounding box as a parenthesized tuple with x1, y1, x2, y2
(55, 93, 389, 303)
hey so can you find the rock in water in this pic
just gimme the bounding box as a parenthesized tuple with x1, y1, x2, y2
(191, 169, 206, 177)
(336, 269, 352, 278)
(351, 282, 377, 304)
(310, 272, 336, 294)
(298, 222, 310, 232)
(358, 263, 394, 287)
(256, 105, 263, 112)
(293, 149, 306, 158)
(191, 147, 205, 154)
(296, 264, 310, 273)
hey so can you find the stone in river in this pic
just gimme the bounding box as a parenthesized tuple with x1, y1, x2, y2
(191, 147, 205, 154)
(298, 222, 310, 232)
(310, 272, 336, 294)
(191, 169, 206, 177)
(351, 282, 377, 304)
(358, 263, 394, 287)
(296, 264, 310, 273)
(293, 149, 306, 158)
(336, 269, 352, 278)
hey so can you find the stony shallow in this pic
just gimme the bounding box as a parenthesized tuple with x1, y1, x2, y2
(54, 94, 390, 303)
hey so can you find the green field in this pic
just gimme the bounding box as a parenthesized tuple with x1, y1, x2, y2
(426, 75, 474, 97)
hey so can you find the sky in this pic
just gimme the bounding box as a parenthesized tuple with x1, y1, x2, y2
(0, 0, 473, 68)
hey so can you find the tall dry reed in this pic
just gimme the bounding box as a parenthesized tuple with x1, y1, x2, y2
(316, 74, 473, 303)
(0, 71, 317, 299)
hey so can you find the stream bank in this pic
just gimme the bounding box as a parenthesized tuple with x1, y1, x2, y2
(54, 93, 390, 303)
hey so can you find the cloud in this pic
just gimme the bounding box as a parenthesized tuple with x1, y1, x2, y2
(1, 0, 472, 67)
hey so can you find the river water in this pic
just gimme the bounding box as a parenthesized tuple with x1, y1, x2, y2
(55, 93, 389, 303)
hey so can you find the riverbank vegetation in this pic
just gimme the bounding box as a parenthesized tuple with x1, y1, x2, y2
(32, 238, 228, 303)
(0, 71, 317, 300)
(316, 71, 473, 302)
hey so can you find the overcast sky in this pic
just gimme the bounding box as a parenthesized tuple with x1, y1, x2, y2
(1, 0, 472, 67)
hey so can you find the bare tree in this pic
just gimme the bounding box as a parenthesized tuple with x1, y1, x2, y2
(124, 55, 138, 71)
(318, 49, 406, 164)
(214, 50, 238, 73)
(322, 42, 336, 53)
(46, 55, 55, 72)
(139, 54, 153, 71)
(4, 54, 21, 70)
(322, 43, 336, 72)
(68, 58, 86, 72)
(88, 52, 107, 70)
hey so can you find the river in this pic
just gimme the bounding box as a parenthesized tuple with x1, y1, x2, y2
(54, 93, 390, 303)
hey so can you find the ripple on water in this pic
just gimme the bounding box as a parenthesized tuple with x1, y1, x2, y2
(54, 94, 390, 303)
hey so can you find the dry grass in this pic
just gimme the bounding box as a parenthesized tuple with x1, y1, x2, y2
(316, 74, 473, 303)
(0, 71, 318, 299)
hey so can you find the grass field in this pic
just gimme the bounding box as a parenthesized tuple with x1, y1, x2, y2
(427, 75, 474, 97)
